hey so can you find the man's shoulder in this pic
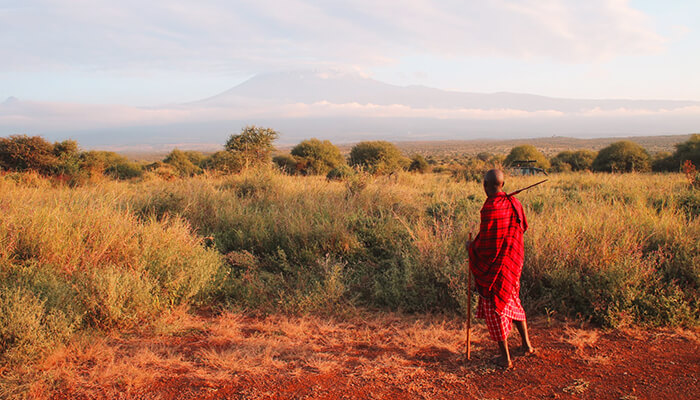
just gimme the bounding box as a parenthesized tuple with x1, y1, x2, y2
(508, 195, 524, 208)
(485, 193, 511, 208)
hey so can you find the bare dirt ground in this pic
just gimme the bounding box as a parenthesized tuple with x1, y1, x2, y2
(10, 310, 699, 399)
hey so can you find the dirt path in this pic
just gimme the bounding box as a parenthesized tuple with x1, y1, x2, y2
(16, 311, 700, 399)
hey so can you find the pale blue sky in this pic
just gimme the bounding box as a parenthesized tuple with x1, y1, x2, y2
(1, 0, 699, 106)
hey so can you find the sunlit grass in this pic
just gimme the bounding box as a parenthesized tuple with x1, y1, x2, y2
(0, 169, 697, 375)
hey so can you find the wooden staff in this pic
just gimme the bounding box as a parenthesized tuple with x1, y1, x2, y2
(508, 179, 548, 196)
(466, 232, 473, 361)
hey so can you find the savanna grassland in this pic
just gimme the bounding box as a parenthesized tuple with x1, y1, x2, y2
(1, 166, 698, 398)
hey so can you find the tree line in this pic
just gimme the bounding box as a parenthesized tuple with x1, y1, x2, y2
(1, 127, 699, 184)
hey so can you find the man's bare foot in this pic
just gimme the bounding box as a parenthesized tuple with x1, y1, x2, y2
(513, 345, 536, 357)
(494, 356, 513, 369)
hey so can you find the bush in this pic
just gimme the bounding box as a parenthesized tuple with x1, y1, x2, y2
(326, 164, 356, 181)
(592, 141, 651, 172)
(225, 125, 278, 169)
(551, 150, 596, 172)
(273, 154, 299, 174)
(505, 145, 550, 169)
(655, 134, 700, 172)
(652, 151, 677, 172)
(0, 135, 59, 174)
(290, 138, 345, 175)
(203, 151, 245, 174)
(550, 157, 572, 173)
(674, 134, 700, 166)
(53, 140, 82, 176)
(451, 158, 487, 182)
(408, 154, 430, 173)
(349, 141, 406, 174)
(105, 162, 144, 180)
(164, 149, 202, 177)
(81, 151, 143, 180)
(476, 152, 493, 162)
(0, 285, 76, 363)
(0, 181, 223, 361)
(183, 151, 207, 168)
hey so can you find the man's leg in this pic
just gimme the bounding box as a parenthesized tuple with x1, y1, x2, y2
(496, 339, 513, 368)
(514, 320, 535, 354)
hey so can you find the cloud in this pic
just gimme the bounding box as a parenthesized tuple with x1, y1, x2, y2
(0, 0, 665, 74)
(278, 101, 566, 119)
(3, 97, 699, 135)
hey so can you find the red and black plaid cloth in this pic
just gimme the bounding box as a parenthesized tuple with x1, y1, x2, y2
(469, 191, 528, 315)
(476, 285, 526, 341)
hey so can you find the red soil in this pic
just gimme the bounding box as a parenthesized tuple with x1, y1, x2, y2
(33, 314, 700, 400)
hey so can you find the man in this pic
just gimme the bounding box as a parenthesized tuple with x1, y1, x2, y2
(467, 169, 535, 369)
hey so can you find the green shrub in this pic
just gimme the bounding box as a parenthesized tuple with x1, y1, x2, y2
(183, 151, 208, 167)
(0, 135, 59, 174)
(273, 154, 299, 174)
(326, 164, 355, 181)
(408, 154, 430, 173)
(53, 140, 82, 176)
(349, 141, 406, 174)
(164, 149, 202, 176)
(0, 182, 223, 361)
(224, 125, 278, 169)
(290, 138, 345, 175)
(0, 286, 73, 362)
(203, 151, 245, 173)
(592, 141, 651, 172)
(551, 150, 596, 172)
(505, 145, 550, 169)
(652, 151, 677, 172)
(673, 134, 700, 167)
(81, 151, 144, 180)
(105, 161, 144, 180)
(451, 158, 487, 182)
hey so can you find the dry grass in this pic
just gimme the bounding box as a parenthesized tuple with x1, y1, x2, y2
(673, 327, 700, 344)
(562, 327, 611, 365)
(563, 327, 600, 353)
(6, 311, 482, 399)
(2, 311, 698, 399)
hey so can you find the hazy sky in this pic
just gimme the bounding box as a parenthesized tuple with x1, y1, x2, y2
(1, 0, 699, 106)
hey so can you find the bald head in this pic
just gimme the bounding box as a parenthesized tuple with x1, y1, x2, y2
(483, 169, 505, 196)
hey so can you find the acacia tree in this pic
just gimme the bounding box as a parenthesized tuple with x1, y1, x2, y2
(290, 138, 345, 175)
(349, 141, 406, 174)
(592, 141, 651, 172)
(0, 135, 58, 174)
(651, 135, 700, 172)
(225, 125, 279, 169)
(673, 134, 700, 166)
(551, 150, 597, 172)
(504, 145, 550, 169)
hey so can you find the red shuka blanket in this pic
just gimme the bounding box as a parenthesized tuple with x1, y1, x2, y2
(469, 192, 528, 314)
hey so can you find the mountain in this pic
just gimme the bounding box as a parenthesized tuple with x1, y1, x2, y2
(198, 71, 699, 112)
(1, 71, 699, 148)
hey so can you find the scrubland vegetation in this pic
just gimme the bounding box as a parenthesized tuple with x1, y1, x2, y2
(1, 129, 699, 391)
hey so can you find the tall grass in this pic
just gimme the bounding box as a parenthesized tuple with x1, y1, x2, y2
(1, 169, 698, 364)
(0, 177, 221, 362)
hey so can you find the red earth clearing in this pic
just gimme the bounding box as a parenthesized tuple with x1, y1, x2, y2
(13, 311, 699, 400)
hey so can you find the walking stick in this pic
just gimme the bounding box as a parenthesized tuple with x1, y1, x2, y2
(466, 232, 473, 361)
(508, 179, 548, 196)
